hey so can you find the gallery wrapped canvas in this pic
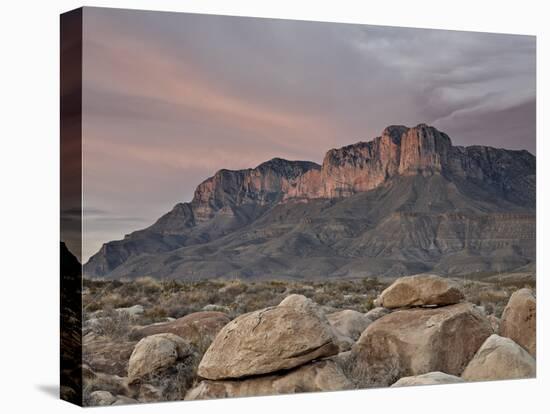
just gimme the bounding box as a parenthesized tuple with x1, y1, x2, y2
(60, 6, 536, 407)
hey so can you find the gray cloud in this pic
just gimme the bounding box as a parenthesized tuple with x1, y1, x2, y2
(80, 7, 535, 261)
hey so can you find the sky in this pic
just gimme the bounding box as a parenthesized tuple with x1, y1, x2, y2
(81, 7, 536, 262)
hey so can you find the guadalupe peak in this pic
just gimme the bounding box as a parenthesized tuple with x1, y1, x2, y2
(286, 124, 454, 199)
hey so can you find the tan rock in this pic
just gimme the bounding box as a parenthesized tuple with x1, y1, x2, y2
(327, 309, 373, 341)
(500, 288, 536, 357)
(278, 294, 317, 311)
(186, 360, 352, 400)
(198, 295, 338, 380)
(375, 274, 464, 309)
(391, 371, 464, 387)
(462, 334, 536, 381)
(350, 303, 492, 387)
(128, 333, 194, 381)
(131, 311, 230, 352)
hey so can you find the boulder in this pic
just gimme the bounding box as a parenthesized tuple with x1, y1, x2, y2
(128, 333, 195, 381)
(375, 274, 464, 309)
(391, 371, 464, 387)
(198, 295, 338, 380)
(500, 288, 536, 357)
(327, 309, 373, 341)
(88, 390, 116, 406)
(130, 311, 230, 352)
(350, 303, 492, 387)
(462, 334, 536, 381)
(278, 293, 316, 310)
(186, 360, 352, 400)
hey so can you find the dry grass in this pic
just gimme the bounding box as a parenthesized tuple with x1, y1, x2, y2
(83, 277, 388, 325)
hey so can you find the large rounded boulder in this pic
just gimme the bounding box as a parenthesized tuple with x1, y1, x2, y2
(500, 288, 536, 357)
(462, 334, 536, 381)
(350, 302, 492, 387)
(186, 360, 352, 400)
(197, 295, 338, 380)
(375, 274, 464, 309)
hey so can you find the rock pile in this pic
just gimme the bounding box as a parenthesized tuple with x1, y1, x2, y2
(83, 275, 537, 405)
(351, 302, 493, 387)
(350, 275, 491, 387)
(186, 295, 350, 399)
(349, 275, 536, 388)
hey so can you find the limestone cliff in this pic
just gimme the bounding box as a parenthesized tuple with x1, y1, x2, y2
(84, 124, 535, 279)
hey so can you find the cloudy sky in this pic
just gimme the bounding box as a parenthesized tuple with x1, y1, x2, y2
(81, 7, 535, 262)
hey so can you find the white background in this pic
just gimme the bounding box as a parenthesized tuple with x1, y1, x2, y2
(0, 0, 548, 412)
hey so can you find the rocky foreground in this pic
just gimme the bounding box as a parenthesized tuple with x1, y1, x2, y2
(82, 274, 536, 406)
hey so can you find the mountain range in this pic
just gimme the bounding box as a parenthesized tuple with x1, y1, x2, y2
(84, 124, 536, 280)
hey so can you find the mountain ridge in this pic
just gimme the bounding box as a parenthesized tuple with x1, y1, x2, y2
(84, 124, 535, 279)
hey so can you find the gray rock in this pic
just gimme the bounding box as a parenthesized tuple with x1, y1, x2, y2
(364, 307, 390, 321)
(327, 309, 373, 341)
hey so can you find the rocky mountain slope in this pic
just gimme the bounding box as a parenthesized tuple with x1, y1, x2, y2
(84, 124, 535, 280)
